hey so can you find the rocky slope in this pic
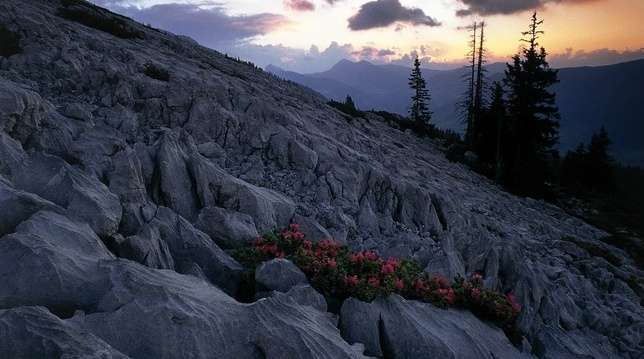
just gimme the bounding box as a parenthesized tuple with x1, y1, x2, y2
(0, 1, 642, 358)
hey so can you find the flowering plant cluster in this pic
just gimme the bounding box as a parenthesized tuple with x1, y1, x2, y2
(233, 224, 522, 328)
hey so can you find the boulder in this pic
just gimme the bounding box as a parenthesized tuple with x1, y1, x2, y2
(340, 295, 531, 359)
(195, 206, 259, 249)
(7, 151, 122, 237)
(293, 213, 332, 242)
(268, 284, 328, 312)
(0, 210, 113, 313)
(141, 206, 244, 295)
(0, 79, 46, 143)
(255, 258, 308, 293)
(0, 306, 129, 359)
(70, 260, 367, 359)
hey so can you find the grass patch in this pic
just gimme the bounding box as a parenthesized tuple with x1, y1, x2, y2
(58, 1, 144, 39)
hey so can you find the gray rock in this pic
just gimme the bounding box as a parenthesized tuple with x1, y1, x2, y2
(62, 102, 94, 122)
(293, 213, 332, 242)
(195, 206, 259, 249)
(271, 284, 328, 312)
(0, 148, 122, 238)
(69, 260, 367, 359)
(0, 79, 46, 143)
(340, 295, 531, 359)
(0, 210, 113, 312)
(0, 306, 130, 359)
(141, 206, 244, 295)
(0, 1, 642, 357)
(0, 178, 62, 236)
(255, 258, 308, 292)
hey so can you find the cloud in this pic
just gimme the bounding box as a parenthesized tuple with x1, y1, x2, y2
(351, 46, 396, 60)
(455, 0, 599, 16)
(284, 0, 315, 11)
(548, 47, 644, 68)
(348, 0, 441, 31)
(94, 2, 290, 46)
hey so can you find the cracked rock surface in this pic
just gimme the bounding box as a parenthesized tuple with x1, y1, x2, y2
(0, 1, 641, 358)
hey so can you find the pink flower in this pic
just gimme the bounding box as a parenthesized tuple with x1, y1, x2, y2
(433, 276, 449, 288)
(302, 240, 312, 250)
(381, 263, 396, 275)
(394, 278, 405, 290)
(471, 288, 481, 299)
(367, 277, 380, 288)
(364, 251, 379, 261)
(289, 223, 300, 231)
(350, 252, 364, 263)
(506, 293, 521, 313)
(327, 258, 337, 270)
(345, 275, 359, 287)
(413, 279, 427, 291)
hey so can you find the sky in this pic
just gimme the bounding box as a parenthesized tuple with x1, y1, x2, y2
(93, 0, 644, 73)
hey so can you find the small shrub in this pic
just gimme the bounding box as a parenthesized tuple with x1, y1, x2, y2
(233, 224, 522, 330)
(58, 2, 144, 39)
(143, 63, 170, 82)
(0, 25, 21, 57)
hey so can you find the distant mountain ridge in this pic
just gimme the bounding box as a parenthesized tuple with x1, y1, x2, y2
(268, 59, 644, 165)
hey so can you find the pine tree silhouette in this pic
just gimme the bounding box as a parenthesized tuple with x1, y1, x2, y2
(408, 58, 432, 130)
(463, 22, 477, 146)
(472, 21, 487, 145)
(503, 12, 560, 196)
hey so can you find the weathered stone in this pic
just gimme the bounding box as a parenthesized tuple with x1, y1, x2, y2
(255, 258, 308, 292)
(0, 210, 113, 312)
(195, 206, 259, 249)
(0, 306, 130, 359)
(0, 1, 642, 357)
(340, 295, 530, 359)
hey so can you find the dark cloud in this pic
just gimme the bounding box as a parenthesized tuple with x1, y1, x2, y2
(348, 0, 441, 31)
(92, 2, 289, 46)
(456, 0, 599, 16)
(284, 0, 315, 11)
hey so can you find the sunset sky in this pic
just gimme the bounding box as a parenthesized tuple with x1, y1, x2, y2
(94, 0, 644, 72)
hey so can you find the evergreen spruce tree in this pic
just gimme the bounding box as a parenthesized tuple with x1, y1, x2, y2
(489, 82, 507, 183)
(345, 95, 356, 112)
(586, 126, 615, 192)
(503, 12, 560, 196)
(408, 57, 432, 131)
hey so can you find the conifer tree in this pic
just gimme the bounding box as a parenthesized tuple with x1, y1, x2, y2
(587, 126, 615, 192)
(503, 12, 560, 196)
(345, 95, 357, 112)
(408, 57, 432, 130)
(489, 82, 506, 183)
(472, 21, 487, 140)
(463, 22, 477, 146)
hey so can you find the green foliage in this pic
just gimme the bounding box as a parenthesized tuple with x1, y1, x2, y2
(501, 12, 560, 197)
(0, 25, 21, 57)
(328, 95, 364, 118)
(408, 58, 432, 125)
(561, 127, 615, 194)
(143, 63, 170, 82)
(58, 1, 144, 39)
(370, 110, 461, 146)
(233, 224, 522, 330)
